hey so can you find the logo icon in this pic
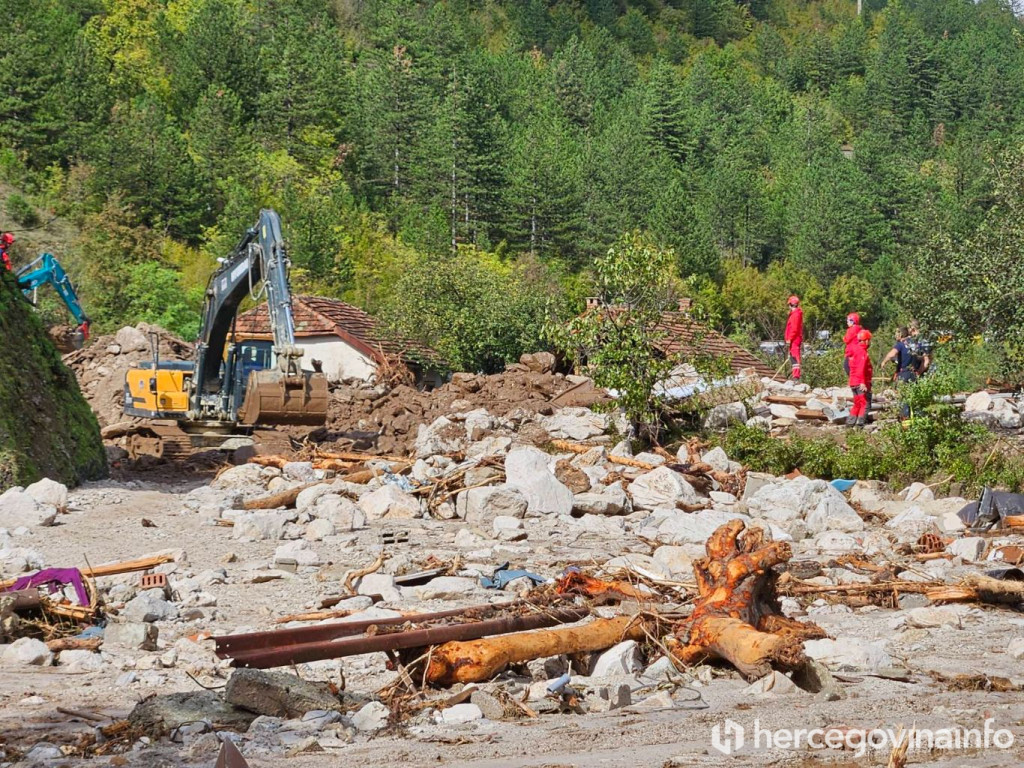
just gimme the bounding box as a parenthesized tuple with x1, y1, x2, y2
(711, 719, 745, 755)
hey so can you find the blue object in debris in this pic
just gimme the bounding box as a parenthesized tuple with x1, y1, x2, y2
(480, 562, 546, 590)
(547, 673, 571, 694)
(830, 478, 856, 493)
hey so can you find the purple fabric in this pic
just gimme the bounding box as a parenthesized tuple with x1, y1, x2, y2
(7, 568, 90, 607)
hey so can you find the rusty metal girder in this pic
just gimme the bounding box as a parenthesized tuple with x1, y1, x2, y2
(217, 606, 591, 669)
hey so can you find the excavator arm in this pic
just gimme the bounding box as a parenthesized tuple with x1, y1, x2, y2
(190, 209, 326, 426)
(16, 254, 91, 345)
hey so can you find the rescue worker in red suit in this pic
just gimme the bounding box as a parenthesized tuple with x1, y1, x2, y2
(0, 232, 13, 271)
(842, 312, 862, 376)
(784, 295, 803, 380)
(847, 329, 873, 427)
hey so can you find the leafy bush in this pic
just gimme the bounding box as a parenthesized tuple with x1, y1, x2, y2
(5, 193, 40, 227)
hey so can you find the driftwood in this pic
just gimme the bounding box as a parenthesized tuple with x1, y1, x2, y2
(667, 520, 826, 680)
(47, 637, 102, 653)
(242, 482, 322, 510)
(928, 573, 1024, 605)
(550, 440, 657, 470)
(342, 462, 413, 485)
(554, 571, 658, 603)
(274, 608, 360, 624)
(421, 615, 653, 686)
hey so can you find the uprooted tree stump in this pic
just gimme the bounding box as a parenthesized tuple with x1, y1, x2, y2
(667, 519, 826, 681)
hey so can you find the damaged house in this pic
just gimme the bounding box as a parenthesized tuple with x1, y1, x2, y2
(233, 296, 444, 387)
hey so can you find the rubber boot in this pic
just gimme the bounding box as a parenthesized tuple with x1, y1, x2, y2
(845, 414, 856, 427)
(855, 416, 866, 428)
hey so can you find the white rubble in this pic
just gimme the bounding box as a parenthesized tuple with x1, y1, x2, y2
(504, 447, 574, 517)
(628, 467, 698, 510)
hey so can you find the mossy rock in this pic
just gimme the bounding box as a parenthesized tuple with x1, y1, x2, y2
(0, 270, 106, 490)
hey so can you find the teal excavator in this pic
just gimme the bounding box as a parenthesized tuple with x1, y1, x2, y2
(15, 253, 91, 351)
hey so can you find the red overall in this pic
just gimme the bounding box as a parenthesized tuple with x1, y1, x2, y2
(785, 306, 803, 379)
(848, 344, 871, 418)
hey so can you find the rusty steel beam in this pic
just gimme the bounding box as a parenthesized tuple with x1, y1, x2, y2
(216, 600, 534, 656)
(221, 607, 591, 669)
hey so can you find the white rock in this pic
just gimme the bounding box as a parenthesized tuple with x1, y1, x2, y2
(492, 516, 523, 533)
(462, 409, 496, 441)
(504, 447, 574, 517)
(457, 485, 527, 526)
(901, 482, 934, 502)
(657, 509, 750, 545)
(415, 416, 467, 458)
(24, 478, 68, 511)
(273, 540, 320, 567)
(437, 703, 483, 725)
(652, 546, 694, 575)
(357, 484, 421, 521)
(59, 649, 104, 673)
(947, 537, 985, 561)
(122, 589, 179, 622)
(803, 636, 892, 673)
(295, 484, 334, 513)
(232, 511, 291, 540)
(572, 485, 631, 516)
(805, 496, 865, 534)
(592, 640, 642, 677)
(709, 491, 737, 505)
(211, 464, 267, 490)
(314, 494, 365, 530)
(539, 408, 608, 440)
(769, 403, 799, 419)
(743, 670, 800, 695)
(304, 518, 335, 541)
(703, 402, 747, 430)
(415, 577, 479, 601)
(115, 325, 149, 352)
(351, 701, 390, 731)
(964, 391, 992, 413)
(466, 436, 513, 459)
(628, 467, 698, 510)
(357, 573, 402, 602)
(1, 637, 53, 666)
(904, 605, 978, 629)
(283, 462, 316, 482)
(576, 514, 626, 535)
(700, 447, 732, 473)
(812, 531, 860, 554)
(0, 489, 56, 527)
(1007, 637, 1024, 660)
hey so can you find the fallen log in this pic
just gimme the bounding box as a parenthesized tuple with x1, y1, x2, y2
(314, 450, 407, 463)
(341, 462, 413, 485)
(273, 608, 360, 625)
(667, 520, 826, 681)
(927, 573, 1024, 605)
(242, 481, 323, 511)
(550, 440, 657, 470)
(554, 570, 658, 603)
(765, 395, 812, 406)
(47, 637, 102, 653)
(795, 409, 827, 421)
(421, 615, 654, 686)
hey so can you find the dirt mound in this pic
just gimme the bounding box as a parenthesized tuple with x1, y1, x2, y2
(324, 367, 606, 455)
(64, 324, 192, 428)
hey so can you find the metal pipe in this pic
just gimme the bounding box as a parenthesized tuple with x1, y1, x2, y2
(216, 600, 530, 656)
(221, 607, 590, 669)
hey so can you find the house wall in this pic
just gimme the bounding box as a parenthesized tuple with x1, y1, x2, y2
(294, 336, 377, 382)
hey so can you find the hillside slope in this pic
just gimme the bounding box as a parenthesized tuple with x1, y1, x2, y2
(0, 270, 106, 490)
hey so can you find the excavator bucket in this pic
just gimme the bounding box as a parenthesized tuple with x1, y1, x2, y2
(237, 370, 328, 427)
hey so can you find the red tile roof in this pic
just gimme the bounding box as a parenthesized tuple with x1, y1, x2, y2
(656, 311, 777, 378)
(234, 296, 439, 366)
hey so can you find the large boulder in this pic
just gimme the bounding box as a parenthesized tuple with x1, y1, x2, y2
(572, 485, 631, 516)
(312, 494, 365, 530)
(805, 496, 865, 534)
(703, 402, 747, 430)
(457, 484, 527, 526)
(656, 509, 750, 545)
(504, 446, 574, 517)
(225, 669, 344, 717)
(0, 489, 57, 527)
(357, 484, 422, 520)
(539, 408, 608, 440)
(23, 478, 68, 511)
(628, 467, 698, 510)
(963, 391, 992, 413)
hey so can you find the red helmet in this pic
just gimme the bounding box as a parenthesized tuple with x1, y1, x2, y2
(857, 329, 872, 344)
(0, 232, 13, 246)
(788, 295, 800, 306)
(847, 312, 860, 324)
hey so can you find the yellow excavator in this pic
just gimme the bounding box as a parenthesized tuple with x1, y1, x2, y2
(122, 210, 328, 459)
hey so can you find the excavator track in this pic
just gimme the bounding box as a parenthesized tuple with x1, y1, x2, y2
(124, 421, 253, 462)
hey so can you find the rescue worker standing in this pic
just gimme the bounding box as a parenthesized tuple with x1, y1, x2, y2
(784, 295, 803, 380)
(847, 329, 872, 427)
(0, 232, 13, 271)
(843, 312, 862, 376)
(881, 327, 917, 384)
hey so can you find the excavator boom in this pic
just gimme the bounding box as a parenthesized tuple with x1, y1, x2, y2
(16, 254, 91, 348)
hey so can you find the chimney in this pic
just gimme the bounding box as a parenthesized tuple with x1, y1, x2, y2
(677, 297, 692, 313)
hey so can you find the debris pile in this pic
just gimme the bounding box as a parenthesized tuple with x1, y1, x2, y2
(63, 323, 192, 428)
(3, 386, 1024, 764)
(324, 352, 609, 454)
